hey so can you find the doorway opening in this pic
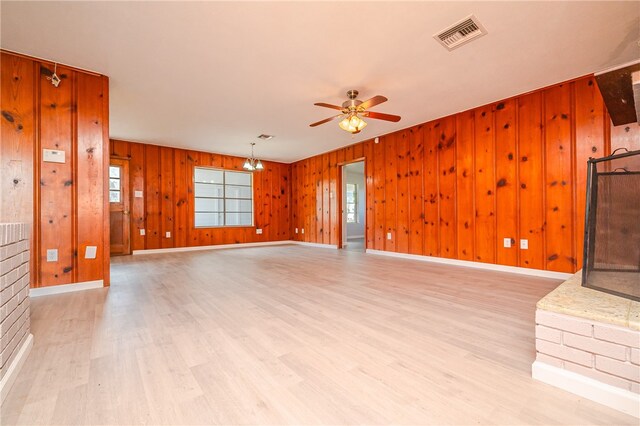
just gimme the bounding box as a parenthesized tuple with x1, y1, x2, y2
(342, 161, 365, 252)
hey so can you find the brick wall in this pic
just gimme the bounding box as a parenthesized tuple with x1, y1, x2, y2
(0, 223, 31, 384)
(535, 309, 640, 393)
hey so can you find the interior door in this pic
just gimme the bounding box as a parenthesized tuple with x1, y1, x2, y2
(109, 158, 131, 255)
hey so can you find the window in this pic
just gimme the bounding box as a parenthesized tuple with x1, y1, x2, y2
(346, 183, 358, 223)
(109, 166, 121, 203)
(194, 167, 253, 227)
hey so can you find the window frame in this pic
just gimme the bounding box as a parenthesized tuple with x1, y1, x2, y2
(193, 166, 255, 228)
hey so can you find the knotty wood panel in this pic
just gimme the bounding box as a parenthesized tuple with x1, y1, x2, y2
(128, 142, 146, 249)
(474, 105, 496, 264)
(544, 83, 575, 273)
(289, 75, 624, 274)
(160, 147, 174, 248)
(494, 100, 518, 267)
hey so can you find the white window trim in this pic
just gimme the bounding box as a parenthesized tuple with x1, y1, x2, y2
(194, 166, 254, 228)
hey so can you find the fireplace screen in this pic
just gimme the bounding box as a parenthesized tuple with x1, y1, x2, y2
(582, 149, 640, 301)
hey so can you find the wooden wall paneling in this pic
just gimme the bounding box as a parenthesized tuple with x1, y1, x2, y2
(574, 76, 606, 268)
(407, 126, 424, 255)
(353, 142, 364, 160)
(186, 151, 199, 246)
(395, 131, 410, 253)
(111, 139, 130, 158)
(329, 151, 338, 245)
(160, 147, 175, 248)
(101, 75, 110, 285)
(372, 138, 385, 250)
(283, 163, 291, 240)
(322, 153, 330, 244)
(364, 140, 375, 250)
(38, 64, 74, 286)
(494, 99, 519, 266)
(76, 72, 105, 281)
(129, 143, 146, 250)
(314, 156, 322, 243)
(517, 92, 546, 269)
(384, 134, 397, 252)
(301, 160, 308, 242)
(473, 105, 496, 264)
(455, 111, 475, 261)
(544, 83, 575, 272)
(423, 123, 439, 256)
(252, 157, 265, 243)
(173, 149, 188, 247)
(437, 116, 457, 258)
(0, 53, 36, 284)
(610, 122, 640, 152)
(263, 161, 273, 242)
(144, 145, 161, 249)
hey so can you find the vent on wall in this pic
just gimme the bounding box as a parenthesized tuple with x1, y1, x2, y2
(434, 15, 487, 51)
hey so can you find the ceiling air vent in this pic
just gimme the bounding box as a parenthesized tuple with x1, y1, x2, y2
(434, 15, 487, 51)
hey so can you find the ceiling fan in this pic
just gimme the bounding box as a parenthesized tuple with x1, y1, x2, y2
(310, 90, 401, 134)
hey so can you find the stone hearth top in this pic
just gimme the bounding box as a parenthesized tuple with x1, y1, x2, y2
(537, 271, 639, 331)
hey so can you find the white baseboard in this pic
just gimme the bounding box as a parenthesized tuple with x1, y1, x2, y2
(30, 280, 104, 297)
(532, 361, 640, 418)
(293, 241, 338, 249)
(132, 240, 293, 255)
(365, 249, 571, 280)
(0, 333, 33, 405)
(347, 235, 364, 239)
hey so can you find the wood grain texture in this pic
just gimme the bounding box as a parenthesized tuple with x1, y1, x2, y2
(2, 246, 635, 425)
(289, 75, 628, 274)
(109, 139, 291, 251)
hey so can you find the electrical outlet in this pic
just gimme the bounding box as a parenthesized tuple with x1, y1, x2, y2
(520, 239, 529, 250)
(140, 229, 146, 236)
(503, 238, 511, 248)
(295, 228, 298, 234)
(165, 231, 171, 238)
(46, 249, 58, 262)
(387, 232, 392, 240)
(85, 246, 97, 259)
(134, 190, 143, 198)
(301, 228, 305, 234)
(256, 228, 263, 235)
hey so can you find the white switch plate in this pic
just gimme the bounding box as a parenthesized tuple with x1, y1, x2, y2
(134, 190, 143, 198)
(43, 149, 65, 163)
(387, 232, 392, 240)
(46, 249, 58, 262)
(165, 231, 171, 238)
(301, 228, 305, 234)
(503, 238, 511, 248)
(140, 229, 146, 236)
(84, 246, 97, 259)
(256, 228, 263, 234)
(295, 228, 298, 234)
(520, 239, 529, 250)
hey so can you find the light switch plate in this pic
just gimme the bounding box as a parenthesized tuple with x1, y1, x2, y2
(140, 229, 146, 236)
(520, 239, 529, 250)
(256, 228, 263, 234)
(301, 228, 305, 234)
(85, 246, 97, 259)
(165, 231, 171, 238)
(134, 190, 143, 198)
(46, 249, 58, 262)
(43, 149, 65, 163)
(387, 232, 392, 240)
(295, 228, 298, 234)
(503, 238, 511, 248)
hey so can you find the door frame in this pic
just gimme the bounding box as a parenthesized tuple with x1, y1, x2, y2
(337, 157, 366, 250)
(109, 156, 131, 255)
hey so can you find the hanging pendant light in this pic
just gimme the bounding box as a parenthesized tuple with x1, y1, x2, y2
(243, 142, 263, 171)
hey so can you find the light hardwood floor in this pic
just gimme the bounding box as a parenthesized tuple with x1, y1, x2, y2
(2, 245, 636, 425)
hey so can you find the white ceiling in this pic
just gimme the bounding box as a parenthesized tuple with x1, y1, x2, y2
(2, 1, 639, 163)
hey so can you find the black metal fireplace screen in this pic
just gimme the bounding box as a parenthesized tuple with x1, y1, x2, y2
(582, 149, 640, 301)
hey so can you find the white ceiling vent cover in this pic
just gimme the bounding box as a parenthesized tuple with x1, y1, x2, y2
(434, 15, 487, 51)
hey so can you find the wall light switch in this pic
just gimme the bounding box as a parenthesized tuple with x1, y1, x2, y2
(520, 239, 529, 250)
(134, 190, 143, 198)
(503, 238, 511, 248)
(84, 246, 97, 259)
(140, 229, 146, 236)
(301, 228, 305, 234)
(256, 228, 263, 235)
(165, 231, 171, 238)
(43, 149, 65, 163)
(295, 228, 298, 234)
(387, 232, 392, 240)
(46, 249, 58, 262)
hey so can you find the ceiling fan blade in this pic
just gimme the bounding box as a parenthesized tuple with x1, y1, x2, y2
(363, 111, 401, 122)
(359, 95, 388, 110)
(314, 102, 344, 111)
(309, 114, 343, 127)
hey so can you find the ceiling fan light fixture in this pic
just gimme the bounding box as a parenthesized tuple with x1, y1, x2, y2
(339, 114, 367, 133)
